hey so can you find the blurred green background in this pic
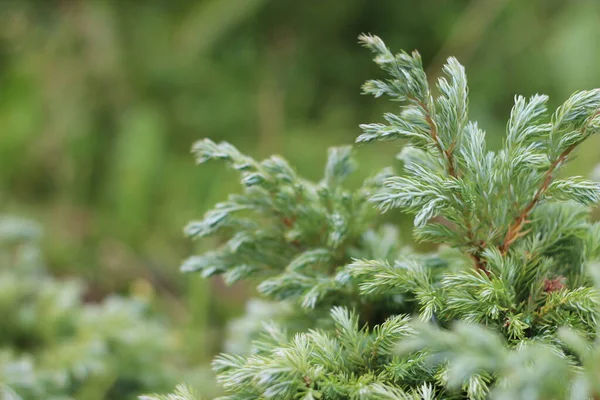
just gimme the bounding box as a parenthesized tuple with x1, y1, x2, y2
(0, 0, 599, 396)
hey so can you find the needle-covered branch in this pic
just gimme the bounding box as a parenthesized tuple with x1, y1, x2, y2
(358, 35, 600, 267)
(156, 34, 600, 400)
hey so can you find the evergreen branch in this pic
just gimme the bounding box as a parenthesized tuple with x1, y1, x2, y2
(500, 144, 576, 254)
(358, 35, 487, 271)
(171, 34, 600, 400)
(415, 98, 456, 178)
(416, 93, 485, 272)
(501, 109, 600, 254)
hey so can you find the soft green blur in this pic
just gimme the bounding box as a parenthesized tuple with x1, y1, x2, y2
(0, 0, 599, 395)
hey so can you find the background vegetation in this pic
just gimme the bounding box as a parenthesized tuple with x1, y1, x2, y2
(0, 0, 599, 397)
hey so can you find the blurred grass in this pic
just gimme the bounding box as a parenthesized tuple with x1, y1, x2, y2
(0, 1, 599, 389)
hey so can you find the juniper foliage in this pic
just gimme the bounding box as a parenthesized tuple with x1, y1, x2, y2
(0, 217, 184, 400)
(166, 34, 600, 399)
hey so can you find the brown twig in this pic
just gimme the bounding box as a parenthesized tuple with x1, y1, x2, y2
(500, 111, 600, 254)
(303, 376, 312, 388)
(418, 99, 486, 270)
(499, 152, 567, 254)
(470, 240, 488, 275)
(419, 101, 457, 178)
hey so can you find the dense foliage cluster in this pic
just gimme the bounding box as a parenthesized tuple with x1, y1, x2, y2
(0, 217, 184, 400)
(154, 35, 600, 399)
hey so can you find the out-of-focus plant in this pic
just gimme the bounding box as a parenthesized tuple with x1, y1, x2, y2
(140, 384, 201, 400)
(151, 33, 600, 399)
(0, 216, 199, 400)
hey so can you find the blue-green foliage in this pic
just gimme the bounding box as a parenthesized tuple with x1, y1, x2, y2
(160, 35, 600, 400)
(0, 217, 182, 400)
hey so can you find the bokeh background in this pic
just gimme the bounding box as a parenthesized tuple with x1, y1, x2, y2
(0, 0, 599, 397)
